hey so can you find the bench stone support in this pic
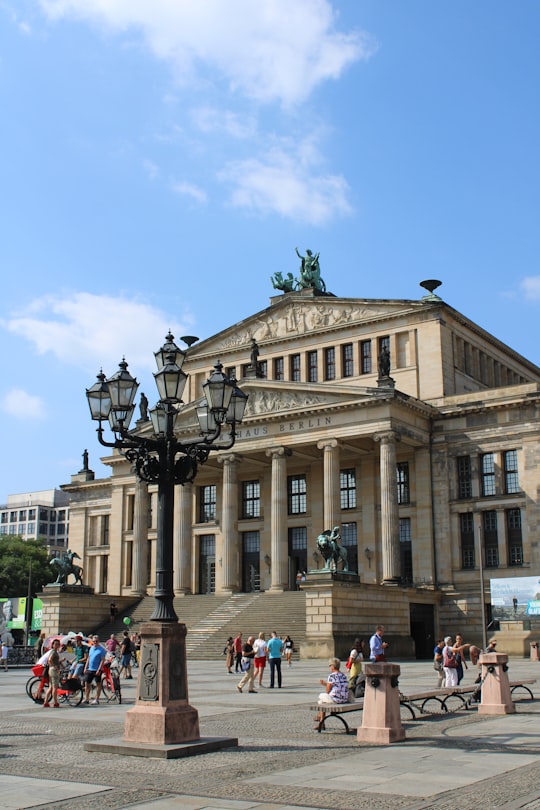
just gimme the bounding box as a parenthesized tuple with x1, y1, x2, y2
(478, 652, 515, 715)
(357, 663, 405, 744)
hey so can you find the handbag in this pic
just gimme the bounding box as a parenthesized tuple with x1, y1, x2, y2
(443, 653, 457, 668)
(345, 658, 352, 670)
(241, 657, 250, 672)
(433, 660, 443, 671)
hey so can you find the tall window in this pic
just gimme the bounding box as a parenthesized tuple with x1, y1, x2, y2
(307, 350, 318, 382)
(457, 456, 472, 499)
(396, 462, 410, 505)
(288, 526, 307, 552)
(342, 343, 354, 377)
(340, 469, 357, 509)
(274, 357, 284, 381)
(290, 354, 301, 382)
(341, 522, 358, 573)
(481, 453, 496, 496)
(258, 360, 267, 378)
(242, 480, 260, 519)
(504, 450, 520, 494)
(199, 485, 217, 522)
(287, 475, 307, 514)
(483, 510, 498, 567)
(460, 513, 475, 569)
(507, 508, 523, 566)
(101, 514, 110, 546)
(324, 347, 336, 381)
(360, 340, 372, 374)
(399, 517, 413, 585)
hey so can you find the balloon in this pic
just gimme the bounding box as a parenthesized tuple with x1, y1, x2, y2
(123, 617, 131, 625)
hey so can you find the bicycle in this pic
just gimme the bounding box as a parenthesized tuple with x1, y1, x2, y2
(26, 664, 84, 707)
(99, 656, 122, 703)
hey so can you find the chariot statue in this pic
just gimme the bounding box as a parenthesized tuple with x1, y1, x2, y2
(50, 549, 84, 586)
(316, 527, 348, 572)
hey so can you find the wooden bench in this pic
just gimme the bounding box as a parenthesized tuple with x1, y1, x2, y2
(311, 679, 536, 733)
(509, 679, 536, 700)
(310, 700, 364, 733)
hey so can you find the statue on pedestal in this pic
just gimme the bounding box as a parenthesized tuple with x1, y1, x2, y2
(49, 549, 84, 586)
(316, 527, 349, 572)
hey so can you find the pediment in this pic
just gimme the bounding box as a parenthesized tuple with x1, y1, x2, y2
(191, 294, 424, 357)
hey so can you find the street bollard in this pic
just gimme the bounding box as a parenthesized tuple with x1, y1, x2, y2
(357, 662, 405, 744)
(478, 653, 515, 715)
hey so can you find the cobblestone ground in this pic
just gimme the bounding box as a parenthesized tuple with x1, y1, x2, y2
(2, 660, 540, 810)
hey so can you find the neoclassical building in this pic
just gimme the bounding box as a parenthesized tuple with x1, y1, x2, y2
(64, 279, 540, 650)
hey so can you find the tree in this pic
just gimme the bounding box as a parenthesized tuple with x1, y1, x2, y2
(0, 537, 51, 597)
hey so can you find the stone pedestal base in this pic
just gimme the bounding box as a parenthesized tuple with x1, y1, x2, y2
(478, 652, 515, 715)
(357, 663, 406, 744)
(85, 736, 238, 760)
(123, 621, 200, 745)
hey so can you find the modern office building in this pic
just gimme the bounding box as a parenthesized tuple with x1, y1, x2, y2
(62, 276, 540, 646)
(0, 489, 70, 552)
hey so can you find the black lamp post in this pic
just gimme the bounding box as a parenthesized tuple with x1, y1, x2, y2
(86, 332, 247, 622)
(85, 333, 248, 752)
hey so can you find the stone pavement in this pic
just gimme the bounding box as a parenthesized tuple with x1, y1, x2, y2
(1, 655, 540, 810)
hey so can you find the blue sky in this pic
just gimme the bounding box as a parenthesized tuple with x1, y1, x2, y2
(1, 1, 540, 499)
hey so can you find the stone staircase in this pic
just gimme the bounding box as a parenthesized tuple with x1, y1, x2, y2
(99, 591, 306, 660)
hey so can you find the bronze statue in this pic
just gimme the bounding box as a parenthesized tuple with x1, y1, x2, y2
(250, 338, 260, 368)
(82, 449, 89, 471)
(270, 271, 296, 292)
(50, 549, 84, 586)
(378, 345, 391, 378)
(139, 392, 149, 421)
(316, 527, 348, 572)
(295, 247, 326, 292)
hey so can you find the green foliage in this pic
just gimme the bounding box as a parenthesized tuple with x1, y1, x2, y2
(0, 537, 51, 597)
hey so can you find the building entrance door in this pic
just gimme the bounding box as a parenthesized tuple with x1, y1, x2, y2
(242, 531, 260, 592)
(409, 603, 435, 659)
(199, 534, 216, 594)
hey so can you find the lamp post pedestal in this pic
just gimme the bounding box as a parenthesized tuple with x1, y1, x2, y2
(124, 621, 200, 745)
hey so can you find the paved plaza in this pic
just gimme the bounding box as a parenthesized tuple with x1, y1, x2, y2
(1, 655, 540, 810)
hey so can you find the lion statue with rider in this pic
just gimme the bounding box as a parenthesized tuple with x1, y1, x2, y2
(316, 527, 348, 572)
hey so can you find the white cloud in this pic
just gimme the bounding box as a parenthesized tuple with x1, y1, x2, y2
(220, 140, 352, 225)
(37, 0, 374, 106)
(520, 276, 540, 300)
(1, 388, 46, 420)
(190, 107, 257, 139)
(2, 292, 194, 373)
(170, 180, 207, 204)
(142, 159, 159, 180)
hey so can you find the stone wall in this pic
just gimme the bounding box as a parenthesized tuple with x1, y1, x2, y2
(39, 587, 139, 639)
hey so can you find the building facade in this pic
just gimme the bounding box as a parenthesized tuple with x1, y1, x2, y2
(0, 489, 70, 553)
(63, 283, 540, 643)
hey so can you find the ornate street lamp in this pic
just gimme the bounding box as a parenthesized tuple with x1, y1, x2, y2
(85, 334, 247, 752)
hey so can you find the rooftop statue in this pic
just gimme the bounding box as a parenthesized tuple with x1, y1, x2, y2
(270, 271, 296, 293)
(295, 247, 326, 293)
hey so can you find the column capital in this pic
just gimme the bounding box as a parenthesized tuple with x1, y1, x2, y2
(265, 446, 292, 460)
(374, 430, 401, 445)
(217, 453, 242, 466)
(317, 438, 339, 451)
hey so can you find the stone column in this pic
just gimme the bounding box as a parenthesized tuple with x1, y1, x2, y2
(266, 447, 291, 591)
(173, 482, 193, 595)
(317, 439, 339, 530)
(131, 478, 149, 595)
(374, 431, 401, 583)
(218, 454, 241, 593)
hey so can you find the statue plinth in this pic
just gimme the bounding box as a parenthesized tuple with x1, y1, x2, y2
(307, 569, 360, 584)
(43, 584, 94, 595)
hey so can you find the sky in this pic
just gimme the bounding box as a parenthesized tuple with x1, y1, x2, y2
(1, 0, 540, 499)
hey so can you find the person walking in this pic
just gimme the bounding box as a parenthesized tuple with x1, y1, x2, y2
(433, 638, 445, 688)
(43, 639, 63, 708)
(1, 639, 9, 672)
(233, 633, 243, 673)
(253, 632, 268, 687)
(237, 636, 257, 693)
(267, 631, 284, 689)
(224, 637, 234, 673)
(369, 625, 388, 662)
(83, 635, 106, 704)
(346, 637, 365, 693)
(454, 633, 470, 684)
(442, 635, 459, 687)
(283, 635, 294, 666)
(119, 630, 133, 679)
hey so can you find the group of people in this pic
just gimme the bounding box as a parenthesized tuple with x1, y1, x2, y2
(36, 628, 138, 708)
(434, 634, 498, 687)
(225, 632, 294, 693)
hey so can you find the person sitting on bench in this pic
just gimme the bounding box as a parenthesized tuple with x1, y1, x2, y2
(316, 658, 349, 724)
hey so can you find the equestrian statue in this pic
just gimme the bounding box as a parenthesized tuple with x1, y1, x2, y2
(50, 549, 84, 586)
(316, 527, 348, 572)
